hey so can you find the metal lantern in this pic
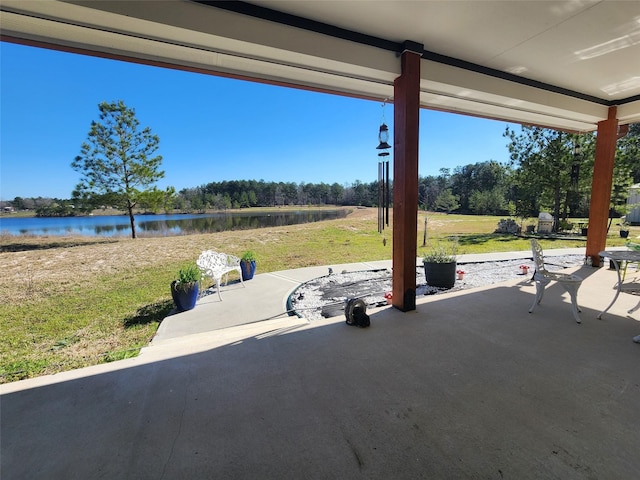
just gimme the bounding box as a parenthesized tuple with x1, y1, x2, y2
(377, 123, 391, 150)
(573, 142, 582, 157)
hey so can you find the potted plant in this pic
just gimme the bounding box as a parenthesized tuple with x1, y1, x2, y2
(422, 238, 459, 288)
(581, 223, 589, 236)
(170, 262, 201, 312)
(240, 250, 257, 281)
(620, 221, 630, 238)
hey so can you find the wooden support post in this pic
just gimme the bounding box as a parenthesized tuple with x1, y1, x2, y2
(586, 106, 619, 266)
(392, 45, 421, 311)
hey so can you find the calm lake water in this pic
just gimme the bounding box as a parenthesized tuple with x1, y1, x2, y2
(0, 210, 348, 237)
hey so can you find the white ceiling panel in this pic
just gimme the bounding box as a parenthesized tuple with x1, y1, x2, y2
(1, 0, 639, 130)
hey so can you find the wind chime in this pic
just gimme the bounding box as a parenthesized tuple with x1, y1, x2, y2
(377, 102, 391, 233)
(571, 138, 581, 191)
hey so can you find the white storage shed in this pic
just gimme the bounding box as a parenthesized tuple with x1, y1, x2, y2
(626, 184, 640, 225)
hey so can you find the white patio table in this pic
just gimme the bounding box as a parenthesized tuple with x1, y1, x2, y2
(597, 250, 640, 319)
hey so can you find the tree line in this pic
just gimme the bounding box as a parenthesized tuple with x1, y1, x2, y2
(176, 179, 380, 211)
(167, 123, 639, 219)
(4, 99, 638, 240)
(420, 124, 640, 226)
(7, 123, 640, 227)
(4, 179, 382, 217)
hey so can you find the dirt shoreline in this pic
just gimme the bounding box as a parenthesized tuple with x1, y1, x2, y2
(0, 206, 369, 301)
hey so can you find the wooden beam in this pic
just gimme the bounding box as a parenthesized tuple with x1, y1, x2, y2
(586, 106, 619, 266)
(392, 48, 421, 311)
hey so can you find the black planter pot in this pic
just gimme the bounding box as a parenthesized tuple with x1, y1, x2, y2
(170, 281, 199, 312)
(423, 261, 457, 289)
(620, 230, 630, 238)
(240, 260, 257, 280)
(581, 227, 588, 236)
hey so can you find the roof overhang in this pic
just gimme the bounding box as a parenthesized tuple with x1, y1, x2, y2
(1, 0, 639, 132)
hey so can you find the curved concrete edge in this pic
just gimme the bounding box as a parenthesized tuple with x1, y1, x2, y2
(153, 248, 591, 344)
(141, 315, 312, 356)
(0, 316, 316, 395)
(1, 248, 594, 395)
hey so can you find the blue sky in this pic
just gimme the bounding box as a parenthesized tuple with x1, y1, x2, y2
(1, 42, 517, 200)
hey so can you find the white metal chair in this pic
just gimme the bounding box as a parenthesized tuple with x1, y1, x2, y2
(617, 243, 640, 315)
(196, 250, 244, 301)
(621, 242, 640, 282)
(529, 239, 583, 323)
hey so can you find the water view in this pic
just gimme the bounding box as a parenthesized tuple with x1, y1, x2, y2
(0, 210, 348, 237)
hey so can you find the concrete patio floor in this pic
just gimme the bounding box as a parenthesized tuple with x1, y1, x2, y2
(2, 250, 639, 479)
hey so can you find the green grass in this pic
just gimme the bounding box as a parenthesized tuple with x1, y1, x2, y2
(0, 210, 633, 382)
(0, 268, 175, 382)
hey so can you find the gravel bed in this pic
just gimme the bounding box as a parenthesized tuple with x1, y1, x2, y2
(289, 255, 585, 321)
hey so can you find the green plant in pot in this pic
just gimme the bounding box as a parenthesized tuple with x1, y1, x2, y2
(581, 223, 589, 236)
(620, 220, 630, 238)
(422, 238, 459, 289)
(170, 262, 201, 312)
(240, 250, 257, 281)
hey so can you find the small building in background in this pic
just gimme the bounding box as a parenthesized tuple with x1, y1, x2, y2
(537, 212, 554, 233)
(626, 184, 640, 225)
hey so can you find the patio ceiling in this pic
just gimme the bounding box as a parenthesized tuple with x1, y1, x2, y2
(1, 0, 639, 132)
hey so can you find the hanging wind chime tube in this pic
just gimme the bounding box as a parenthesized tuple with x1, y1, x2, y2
(571, 138, 581, 191)
(378, 161, 384, 232)
(385, 158, 390, 226)
(376, 102, 391, 233)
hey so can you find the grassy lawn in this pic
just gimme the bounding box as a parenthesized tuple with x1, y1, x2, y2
(0, 208, 633, 383)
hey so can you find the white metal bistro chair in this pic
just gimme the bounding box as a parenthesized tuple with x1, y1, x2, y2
(529, 239, 583, 323)
(603, 245, 640, 317)
(196, 250, 244, 301)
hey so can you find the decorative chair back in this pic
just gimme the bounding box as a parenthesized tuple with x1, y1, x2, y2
(196, 250, 244, 301)
(528, 238, 582, 323)
(530, 239, 546, 272)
